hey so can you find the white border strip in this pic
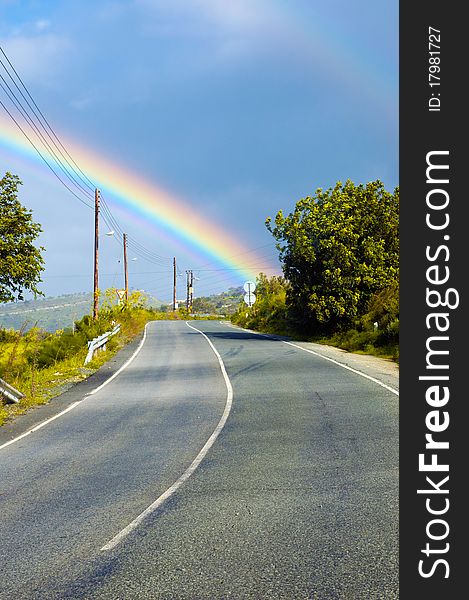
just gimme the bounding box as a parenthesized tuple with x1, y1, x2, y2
(0, 323, 150, 452)
(283, 341, 399, 396)
(0, 401, 82, 451)
(88, 323, 148, 396)
(222, 321, 398, 396)
(100, 321, 234, 552)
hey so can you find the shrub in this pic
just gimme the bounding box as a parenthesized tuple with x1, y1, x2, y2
(30, 330, 87, 369)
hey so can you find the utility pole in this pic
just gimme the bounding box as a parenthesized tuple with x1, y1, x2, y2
(189, 270, 193, 312)
(123, 233, 129, 302)
(185, 270, 194, 312)
(173, 257, 177, 311)
(186, 270, 194, 311)
(93, 188, 100, 320)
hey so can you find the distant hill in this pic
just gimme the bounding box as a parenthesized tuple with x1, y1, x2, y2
(0, 291, 166, 332)
(0, 286, 245, 331)
(191, 286, 244, 316)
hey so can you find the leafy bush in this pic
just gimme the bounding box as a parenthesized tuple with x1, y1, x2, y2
(266, 180, 399, 333)
(30, 330, 87, 369)
(232, 274, 292, 334)
(0, 327, 21, 343)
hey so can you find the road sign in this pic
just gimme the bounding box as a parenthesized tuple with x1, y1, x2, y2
(243, 280, 256, 293)
(244, 292, 256, 307)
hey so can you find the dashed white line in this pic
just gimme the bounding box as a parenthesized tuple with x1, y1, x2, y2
(100, 321, 234, 552)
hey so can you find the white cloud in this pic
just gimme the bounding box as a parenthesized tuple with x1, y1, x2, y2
(2, 33, 72, 87)
(35, 19, 50, 31)
(69, 94, 95, 111)
(134, 0, 270, 35)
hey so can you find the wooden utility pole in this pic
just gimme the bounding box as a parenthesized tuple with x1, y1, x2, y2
(93, 188, 100, 320)
(123, 233, 129, 302)
(186, 270, 189, 310)
(188, 270, 194, 312)
(173, 257, 177, 311)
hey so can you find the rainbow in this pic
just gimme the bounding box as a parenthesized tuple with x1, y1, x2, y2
(0, 113, 276, 281)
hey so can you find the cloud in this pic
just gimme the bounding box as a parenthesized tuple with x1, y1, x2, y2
(134, 0, 270, 39)
(2, 33, 72, 87)
(69, 94, 95, 111)
(35, 19, 50, 31)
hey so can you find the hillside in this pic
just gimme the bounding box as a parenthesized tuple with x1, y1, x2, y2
(191, 286, 244, 316)
(0, 292, 166, 332)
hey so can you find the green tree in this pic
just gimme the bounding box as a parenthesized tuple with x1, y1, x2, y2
(266, 180, 399, 332)
(232, 273, 289, 332)
(0, 172, 45, 302)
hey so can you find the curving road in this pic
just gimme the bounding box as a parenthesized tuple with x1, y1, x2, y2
(0, 320, 398, 599)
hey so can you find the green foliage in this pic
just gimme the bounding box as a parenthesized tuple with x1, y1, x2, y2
(192, 287, 244, 316)
(230, 180, 399, 360)
(1, 290, 168, 424)
(361, 282, 399, 331)
(0, 290, 167, 333)
(31, 329, 87, 369)
(232, 274, 290, 334)
(0, 327, 21, 343)
(266, 180, 399, 333)
(0, 172, 45, 302)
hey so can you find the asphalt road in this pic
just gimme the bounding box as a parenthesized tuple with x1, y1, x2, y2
(0, 320, 398, 599)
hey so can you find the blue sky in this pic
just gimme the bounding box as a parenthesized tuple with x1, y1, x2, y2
(0, 0, 398, 302)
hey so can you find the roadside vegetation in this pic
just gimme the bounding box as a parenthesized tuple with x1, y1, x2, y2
(232, 180, 399, 361)
(1, 173, 399, 427)
(0, 290, 182, 426)
(191, 287, 244, 316)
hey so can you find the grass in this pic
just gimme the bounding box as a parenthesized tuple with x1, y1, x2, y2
(231, 314, 399, 363)
(0, 306, 179, 427)
(314, 329, 399, 362)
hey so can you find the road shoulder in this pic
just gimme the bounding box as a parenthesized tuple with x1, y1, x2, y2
(0, 328, 145, 445)
(222, 321, 399, 393)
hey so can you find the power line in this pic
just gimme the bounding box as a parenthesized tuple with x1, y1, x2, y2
(0, 73, 94, 200)
(1, 46, 281, 297)
(0, 98, 94, 209)
(0, 46, 96, 192)
(0, 47, 174, 269)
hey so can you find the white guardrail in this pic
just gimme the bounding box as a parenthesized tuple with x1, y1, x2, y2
(84, 324, 121, 365)
(0, 378, 25, 404)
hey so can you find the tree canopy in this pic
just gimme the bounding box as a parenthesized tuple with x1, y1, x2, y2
(0, 172, 45, 303)
(266, 180, 399, 332)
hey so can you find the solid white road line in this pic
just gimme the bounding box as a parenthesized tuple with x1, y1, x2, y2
(100, 321, 234, 552)
(89, 322, 148, 396)
(283, 341, 399, 396)
(0, 323, 150, 452)
(222, 321, 399, 396)
(0, 401, 82, 451)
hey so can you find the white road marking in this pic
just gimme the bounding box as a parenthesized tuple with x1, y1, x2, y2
(88, 322, 148, 395)
(0, 323, 150, 452)
(221, 320, 398, 396)
(0, 401, 82, 451)
(100, 321, 234, 552)
(282, 341, 399, 396)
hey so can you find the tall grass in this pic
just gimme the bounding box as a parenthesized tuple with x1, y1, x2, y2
(231, 278, 399, 361)
(0, 292, 177, 426)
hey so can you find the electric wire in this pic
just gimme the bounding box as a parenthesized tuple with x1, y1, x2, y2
(0, 98, 94, 209)
(0, 52, 173, 264)
(0, 46, 96, 191)
(1, 46, 281, 297)
(0, 73, 94, 200)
